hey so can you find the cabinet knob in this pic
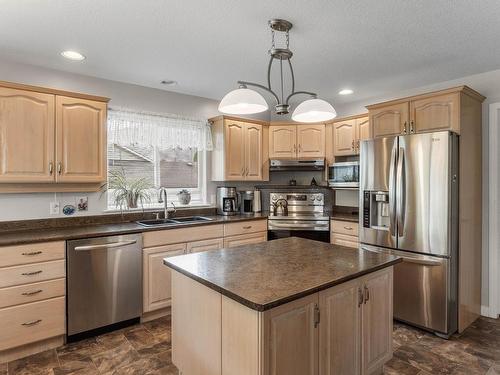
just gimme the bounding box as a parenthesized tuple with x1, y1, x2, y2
(49, 162, 53, 175)
(364, 285, 370, 304)
(402, 121, 407, 134)
(21, 251, 42, 256)
(22, 289, 43, 296)
(57, 162, 62, 175)
(21, 319, 42, 327)
(21, 270, 42, 276)
(410, 120, 415, 133)
(358, 288, 364, 307)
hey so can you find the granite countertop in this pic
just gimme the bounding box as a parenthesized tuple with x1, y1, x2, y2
(0, 213, 268, 247)
(164, 237, 401, 311)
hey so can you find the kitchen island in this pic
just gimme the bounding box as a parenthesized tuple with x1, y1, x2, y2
(164, 237, 401, 375)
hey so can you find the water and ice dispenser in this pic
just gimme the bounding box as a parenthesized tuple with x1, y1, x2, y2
(363, 191, 390, 230)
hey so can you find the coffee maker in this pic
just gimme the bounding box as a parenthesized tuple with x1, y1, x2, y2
(216, 187, 238, 216)
(239, 190, 255, 215)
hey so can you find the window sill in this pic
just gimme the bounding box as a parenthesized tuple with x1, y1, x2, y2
(103, 203, 214, 214)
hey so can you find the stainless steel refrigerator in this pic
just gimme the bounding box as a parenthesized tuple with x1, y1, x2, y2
(359, 131, 458, 337)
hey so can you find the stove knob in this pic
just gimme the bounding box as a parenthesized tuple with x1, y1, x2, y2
(316, 195, 323, 201)
(310, 196, 315, 201)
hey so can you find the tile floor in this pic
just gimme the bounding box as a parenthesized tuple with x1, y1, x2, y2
(2, 315, 500, 374)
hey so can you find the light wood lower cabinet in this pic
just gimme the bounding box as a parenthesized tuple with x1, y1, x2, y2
(172, 266, 393, 375)
(330, 220, 359, 248)
(143, 243, 186, 313)
(223, 232, 267, 248)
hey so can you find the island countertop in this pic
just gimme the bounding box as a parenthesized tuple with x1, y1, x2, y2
(164, 237, 401, 311)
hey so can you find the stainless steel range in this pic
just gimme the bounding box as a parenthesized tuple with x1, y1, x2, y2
(268, 192, 330, 242)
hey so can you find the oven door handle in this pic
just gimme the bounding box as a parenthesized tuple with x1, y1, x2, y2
(268, 222, 329, 229)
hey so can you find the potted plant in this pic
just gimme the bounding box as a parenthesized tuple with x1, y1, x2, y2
(177, 189, 191, 205)
(107, 169, 153, 210)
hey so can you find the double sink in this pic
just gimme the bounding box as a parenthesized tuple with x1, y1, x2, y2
(136, 216, 213, 227)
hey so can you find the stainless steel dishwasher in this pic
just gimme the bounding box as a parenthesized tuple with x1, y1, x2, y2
(67, 233, 142, 339)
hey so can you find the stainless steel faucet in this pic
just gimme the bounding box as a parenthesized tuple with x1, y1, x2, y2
(158, 187, 176, 219)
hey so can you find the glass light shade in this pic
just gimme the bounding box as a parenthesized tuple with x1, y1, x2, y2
(291, 98, 337, 123)
(218, 88, 268, 114)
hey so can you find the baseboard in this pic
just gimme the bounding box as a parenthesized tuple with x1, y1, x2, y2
(0, 335, 64, 364)
(141, 307, 171, 323)
(481, 305, 498, 319)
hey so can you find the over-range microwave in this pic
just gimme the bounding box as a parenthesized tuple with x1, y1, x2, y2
(328, 161, 359, 188)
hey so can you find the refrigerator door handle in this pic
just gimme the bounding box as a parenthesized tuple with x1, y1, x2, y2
(388, 142, 398, 237)
(396, 147, 406, 237)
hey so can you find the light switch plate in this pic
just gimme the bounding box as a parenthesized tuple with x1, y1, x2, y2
(50, 201, 60, 215)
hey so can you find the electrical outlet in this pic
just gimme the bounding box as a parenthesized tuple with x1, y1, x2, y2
(50, 201, 60, 215)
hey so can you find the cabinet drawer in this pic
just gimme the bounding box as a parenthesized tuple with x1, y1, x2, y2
(331, 220, 359, 236)
(0, 278, 65, 309)
(224, 219, 267, 237)
(331, 233, 359, 249)
(0, 296, 65, 351)
(223, 232, 267, 249)
(143, 224, 224, 248)
(0, 260, 65, 288)
(0, 241, 65, 268)
(187, 238, 224, 253)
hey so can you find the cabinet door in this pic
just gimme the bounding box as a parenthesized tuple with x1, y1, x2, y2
(319, 279, 361, 375)
(355, 116, 371, 154)
(244, 123, 263, 180)
(143, 243, 186, 312)
(269, 125, 297, 158)
(224, 121, 246, 180)
(187, 238, 223, 253)
(56, 96, 107, 183)
(264, 294, 318, 375)
(298, 124, 325, 158)
(333, 120, 356, 156)
(0, 87, 55, 182)
(223, 232, 267, 249)
(370, 103, 409, 138)
(410, 93, 459, 134)
(361, 268, 393, 375)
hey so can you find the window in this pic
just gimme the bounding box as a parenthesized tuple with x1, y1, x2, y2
(106, 109, 211, 209)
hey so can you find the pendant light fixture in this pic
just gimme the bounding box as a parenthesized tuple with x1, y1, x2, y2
(219, 19, 337, 123)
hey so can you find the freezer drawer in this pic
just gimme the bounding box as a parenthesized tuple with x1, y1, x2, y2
(360, 245, 456, 335)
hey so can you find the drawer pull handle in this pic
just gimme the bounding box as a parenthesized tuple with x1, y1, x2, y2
(22, 290, 43, 296)
(243, 226, 252, 229)
(22, 319, 42, 327)
(21, 251, 43, 256)
(21, 270, 42, 276)
(344, 226, 353, 230)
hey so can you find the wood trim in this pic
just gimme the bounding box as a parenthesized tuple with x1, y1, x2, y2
(0, 182, 104, 193)
(488, 102, 500, 319)
(327, 112, 369, 124)
(209, 115, 270, 127)
(0, 80, 109, 102)
(0, 335, 64, 364)
(366, 86, 485, 110)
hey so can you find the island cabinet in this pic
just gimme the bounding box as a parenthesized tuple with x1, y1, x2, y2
(142, 219, 267, 316)
(331, 115, 370, 156)
(367, 86, 485, 138)
(210, 116, 269, 182)
(330, 220, 359, 248)
(0, 81, 109, 192)
(170, 265, 394, 375)
(269, 123, 325, 159)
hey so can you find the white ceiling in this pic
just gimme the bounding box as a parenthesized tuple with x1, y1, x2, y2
(2, 0, 500, 107)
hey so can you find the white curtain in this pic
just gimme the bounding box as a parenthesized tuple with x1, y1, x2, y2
(108, 108, 212, 151)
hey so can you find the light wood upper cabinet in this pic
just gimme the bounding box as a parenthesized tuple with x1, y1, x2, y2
(297, 124, 325, 158)
(370, 102, 409, 138)
(0, 88, 55, 183)
(56, 96, 107, 183)
(245, 124, 263, 180)
(143, 243, 186, 313)
(269, 123, 325, 159)
(333, 119, 356, 156)
(361, 269, 393, 375)
(319, 278, 361, 375)
(211, 117, 268, 181)
(356, 116, 371, 142)
(269, 125, 297, 158)
(410, 93, 459, 134)
(224, 121, 246, 180)
(264, 294, 318, 375)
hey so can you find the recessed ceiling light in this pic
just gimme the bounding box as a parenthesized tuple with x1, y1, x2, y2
(338, 89, 354, 95)
(161, 80, 177, 86)
(61, 50, 86, 61)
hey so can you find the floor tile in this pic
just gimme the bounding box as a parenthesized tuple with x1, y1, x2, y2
(0, 363, 7, 375)
(383, 355, 421, 374)
(8, 349, 59, 375)
(89, 342, 140, 374)
(53, 352, 98, 375)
